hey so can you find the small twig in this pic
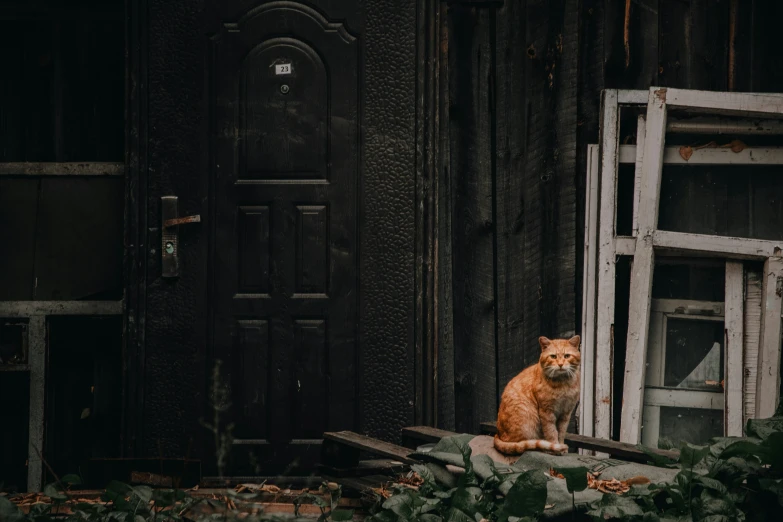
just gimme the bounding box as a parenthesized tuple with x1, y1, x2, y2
(31, 443, 71, 499)
(624, 0, 632, 69)
(728, 0, 737, 91)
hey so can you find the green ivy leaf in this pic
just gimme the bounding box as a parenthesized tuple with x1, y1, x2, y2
(552, 466, 589, 493)
(0, 497, 25, 522)
(691, 489, 742, 521)
(496, 470, 547, 522)
(678, 443, 710, 470)
(60, 473, 82, 485)
(451, 486, 482, 514)
(382, 491, 417, 519)
(586, 494, 644, 519)
(331, 508, 355, 521)
(43, 483, 68, 501)
(638, 445, 679, 468)
(444, 507, 474, 522)
(694, 476, 728, 496)
(746, 415, 783, 440)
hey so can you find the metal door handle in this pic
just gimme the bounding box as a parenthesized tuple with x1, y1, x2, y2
(161, 196, 201, 278)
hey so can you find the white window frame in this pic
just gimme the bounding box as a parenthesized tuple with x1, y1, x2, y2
(642, 297, 726, 448)
(581, 87, 783, 447)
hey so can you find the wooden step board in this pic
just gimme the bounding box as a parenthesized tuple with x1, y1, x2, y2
(320, 432, 419, 492)
(478, 422, 680, 462)
(323, 431, 419, 465)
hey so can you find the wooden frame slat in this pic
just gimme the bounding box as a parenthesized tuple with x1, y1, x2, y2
(620, 88, 668, 445)
(579, 144, 600, 437)
(744, 269, 763, 424)
(662, 88, 783, 118)
(613, 232, 783, 260)
(644, 387, 724, 410)
(653, 231, 783, 260)
(594, 90, 620, 442)
(26, 316, 46, 492)
(618, 146, 783, 165)
(632, 115, 646, 236)
(0, 162, 125, 176)
(725, 261, 745, 436)
(0, 301, 124, 317)
(756, 257, 783, 418)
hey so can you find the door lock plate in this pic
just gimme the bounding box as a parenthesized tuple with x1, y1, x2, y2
(161, 196, 201, 278)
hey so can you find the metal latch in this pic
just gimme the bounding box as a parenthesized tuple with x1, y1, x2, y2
(161, 196, 201, 278)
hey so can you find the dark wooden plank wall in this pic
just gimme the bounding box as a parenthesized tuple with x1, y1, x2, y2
(443, 0, 580, 434)
(438, 0, 783, 435)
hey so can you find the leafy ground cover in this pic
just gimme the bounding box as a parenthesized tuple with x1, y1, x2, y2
(5, 410, 783, 521)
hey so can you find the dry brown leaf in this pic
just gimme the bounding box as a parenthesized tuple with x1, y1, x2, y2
(679, 146, 694, 161)
(729, 139, 746, 153)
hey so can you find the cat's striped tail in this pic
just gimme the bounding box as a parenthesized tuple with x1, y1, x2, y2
(493, 435, 568, 455)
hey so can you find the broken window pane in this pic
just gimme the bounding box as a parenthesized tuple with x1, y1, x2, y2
(0, 372, 30, 492)
(0, 319, 28, 365)
(45, 316, 123, 480)
(0, 178, 124, 300)
(663, 318, 724, 391)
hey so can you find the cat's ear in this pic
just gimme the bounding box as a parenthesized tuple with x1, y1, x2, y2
(538, 337, 552, 350)
(568, 335, 581, 349)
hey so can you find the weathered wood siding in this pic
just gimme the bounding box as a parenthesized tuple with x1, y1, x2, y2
(438, 0, 783, 434)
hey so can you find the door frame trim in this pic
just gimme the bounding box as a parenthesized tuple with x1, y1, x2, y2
(123, 0, 148, 457)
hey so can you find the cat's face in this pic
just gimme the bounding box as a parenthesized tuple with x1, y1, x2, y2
(538, 336, 581, 380)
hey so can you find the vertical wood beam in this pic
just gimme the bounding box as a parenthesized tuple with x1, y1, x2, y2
(27, 316, 46, 492)
(725, 261, 744, 436)
(756, 256, 783, 418)
(631, 115, 646, 236)
(594, 89, 619, 440)
(580, 144, 599, 437)
(619, 88, 667, 444)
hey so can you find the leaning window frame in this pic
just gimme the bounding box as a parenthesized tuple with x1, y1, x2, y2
(581, 87, 783, 447)
(0, 163, 125, 493)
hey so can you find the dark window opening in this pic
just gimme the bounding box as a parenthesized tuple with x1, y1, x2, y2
(44, 316, 123, 482)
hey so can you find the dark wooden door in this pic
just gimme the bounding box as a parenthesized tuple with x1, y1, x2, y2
(210, 3, 358, 474)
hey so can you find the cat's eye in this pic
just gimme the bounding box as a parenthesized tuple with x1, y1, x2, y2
(550, 354, 557, 359)
(564, 354, 570, 358)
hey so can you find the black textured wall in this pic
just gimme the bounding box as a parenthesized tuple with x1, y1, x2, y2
(136, 0, 418, 460)
(357, 0, 418, 442)
(141, 0, 207, 457)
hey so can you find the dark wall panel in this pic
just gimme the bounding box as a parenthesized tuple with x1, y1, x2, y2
(142, 0, 207, 458)
(358, 0, 418, 443)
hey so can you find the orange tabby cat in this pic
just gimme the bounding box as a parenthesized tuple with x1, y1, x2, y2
(494, 335, 581, 456)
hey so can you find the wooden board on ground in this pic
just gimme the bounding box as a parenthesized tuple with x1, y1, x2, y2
(323, 431, 419, 465)
(318, 459, 408, 478)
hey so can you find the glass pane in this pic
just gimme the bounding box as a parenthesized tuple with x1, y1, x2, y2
(658, 406, 723, 448)
(664, 318, 724, 391)
(0, 372, 30, 492)
(0, 15, 124, 162)
(45, 316, 123, 480)
(658, 165, 783, 241)
(0, 178, 124, 300)
(0, 319, 28, 365)
(653, 261, 725, 302)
